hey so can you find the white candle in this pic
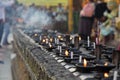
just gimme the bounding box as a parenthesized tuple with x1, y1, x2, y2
(79, 56, 82, 63)
(71, 52, 73, 59)
(113, 70, 118, 80)
(39, 36, 41, 41)
(87, 36, 90, 41)
(57, 39, 59, 44)
(55, 38, 57, 44)
(58, 46, 60, 50)
(72, 37, 74, 44)
(87, 36, 90, 47)
(93, 42, 96, 49)
(60, 46, 62, 53)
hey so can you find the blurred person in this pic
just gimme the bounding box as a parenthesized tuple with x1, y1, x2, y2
(94, 0, 110, 23)
(54, 3, 68, 33)
(78, 0, 95, 40)
(93, 0, 110, 43)
(0, 0, 14, 47)
(56, 3, 64, 14)
(99, 1, 118, 45)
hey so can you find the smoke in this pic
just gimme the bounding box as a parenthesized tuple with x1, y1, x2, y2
(22, 7, 53, 30)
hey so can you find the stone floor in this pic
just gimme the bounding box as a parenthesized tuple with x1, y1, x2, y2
(0, 45, 15, 80)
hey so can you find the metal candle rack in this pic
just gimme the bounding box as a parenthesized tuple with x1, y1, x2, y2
(24, 29, 120, 80)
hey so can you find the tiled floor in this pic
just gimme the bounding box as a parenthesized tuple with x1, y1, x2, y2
(0, 45, 13, 80)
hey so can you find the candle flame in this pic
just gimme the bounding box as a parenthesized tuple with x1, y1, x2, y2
(49, 43, 52, 48)
(50, 38, 53, 42)
(104, 62, 108, 66)
(34, 33, 38, 37)
(42, 39, 46, 43)
(104, 73, 109, 78)
(70, 37, 72, 40)
(83, 59, 87, 67)
(58, 35, 61, 39)
(79, 36, 81, 41)
(60, 38, 63, 40)
(65, 50, 69, 56)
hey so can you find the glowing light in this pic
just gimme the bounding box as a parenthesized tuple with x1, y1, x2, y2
(65, 50, 69, 56)
(50, 38, 53, 42)
(104, 62, 108, 66)
(42, 39, 46, 43)
(104, 73, 109, 78)
(34, 34, 38, 37)
(83, 59, 87, 67)
(79, 36, 81, 41)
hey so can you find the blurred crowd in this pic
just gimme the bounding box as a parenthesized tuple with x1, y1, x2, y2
(79, 0, 120, 49)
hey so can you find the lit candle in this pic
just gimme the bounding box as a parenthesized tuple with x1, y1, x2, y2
(79, 56, 82, 63)
(70, 52, 73, 59)
(104, 62, 108, 66)
(113, 70, 118, 80)
(104, 73, 109, 78)
(49, 43, 52, 48)
(65, 50, 69, 56)
(83, 59, 87, 67)
(34, 33, 38, 37)
(58, 35, 61, 39)
(87, 36, 90, 47)
(79, 36, 81, 41)
(50, 38, 53, 42)
(42, 39, 46, 43)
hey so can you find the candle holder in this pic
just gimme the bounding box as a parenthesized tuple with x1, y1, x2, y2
(75, 60, 95, 73)
(57, 34, 65, 42)
(112, 50, 120, 69)
(62, 48, 82, 63)
(74, 36, 80, 49)
(102, 46, 115, 54)
(80, 53, 96, 61)
(94, 73, 113, 80)
(43, 43, 56, 52)
(95, 61, 116, 73)
(65, 34, 71, 47)
(94, 44, 103, 61)
(82, 41, 93, 51)
(53, 45, 69, 56)
(31, 33, 41, 43)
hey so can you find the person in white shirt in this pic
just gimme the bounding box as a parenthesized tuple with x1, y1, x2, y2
(0, 0, 14, 47)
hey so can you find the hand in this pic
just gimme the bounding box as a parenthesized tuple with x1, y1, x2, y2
(104, 11, 108, 16)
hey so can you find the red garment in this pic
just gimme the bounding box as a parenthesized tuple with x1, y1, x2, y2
(117, 44, 120, 51)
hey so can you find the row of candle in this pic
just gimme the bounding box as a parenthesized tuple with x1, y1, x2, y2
(29, 31, 118, 80)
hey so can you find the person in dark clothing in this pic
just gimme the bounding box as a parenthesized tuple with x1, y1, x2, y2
(94, 0, 110, 22)
(93, 0, 110, 43)
(78, 0, 95, 40)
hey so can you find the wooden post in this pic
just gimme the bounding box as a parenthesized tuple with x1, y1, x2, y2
(68, 0, 73, 33)
(112, 50, 120, 69)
